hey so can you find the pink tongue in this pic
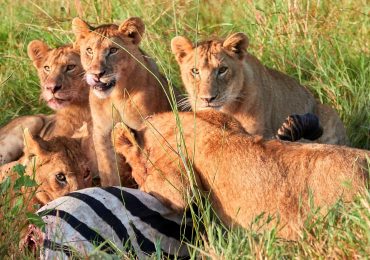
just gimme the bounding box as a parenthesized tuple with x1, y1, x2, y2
(86, 74, 98, 86)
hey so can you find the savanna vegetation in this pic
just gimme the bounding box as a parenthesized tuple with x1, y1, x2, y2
(0, 0, 369, 258)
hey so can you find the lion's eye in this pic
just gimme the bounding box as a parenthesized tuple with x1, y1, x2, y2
(55, 172, 67, 185)
(86, 47, 93, 55)
(218, 66, 228, 75)
(109, 47, 118, 54)
(27, 153, 36, 160)
(191, 68, 199, 76)
(66, 64, 76, 72)
(44, 66, 51, 72)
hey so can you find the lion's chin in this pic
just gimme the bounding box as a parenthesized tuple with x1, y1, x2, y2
(195, 105, 223, 112)
(90, 79, 116, 99)
(92, 87, 115, 99)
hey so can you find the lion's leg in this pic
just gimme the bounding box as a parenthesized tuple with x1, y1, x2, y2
(93, 125, 122, 186)
(0, 115, 49, 165)
(315, 104, 349, 145)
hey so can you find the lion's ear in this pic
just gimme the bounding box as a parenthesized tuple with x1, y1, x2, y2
(222, 33, 249, 59)
(27, 40, 49, 68)
(112, 122, 139, 151)
(118, 17, 145, 45)
(72, 17, 91, 42)
(23, 128, 47, 158)
(171, 36, 193, 64)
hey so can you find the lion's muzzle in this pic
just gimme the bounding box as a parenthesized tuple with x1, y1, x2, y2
(86, 73, 116, 93)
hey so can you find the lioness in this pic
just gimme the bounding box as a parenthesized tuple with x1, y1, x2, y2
(0, 129, 92, 210)
(72, 17, 175, 186)
(112, 111, 369, 239)
(171, 33, 348, 144)
(0, 41, 97, 175)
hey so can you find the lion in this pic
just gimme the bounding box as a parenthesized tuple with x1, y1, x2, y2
(171, 33, 348, 145)
(112, 111, 369, 239)
(0, 41, 97, 177)
(72, 17, 176, 186)
(0, 129, 92, 211)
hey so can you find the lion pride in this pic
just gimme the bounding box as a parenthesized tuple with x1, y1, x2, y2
(113, 111, 369, 239)
(72, 17, 175, 186)
(171, 33, 348, 145)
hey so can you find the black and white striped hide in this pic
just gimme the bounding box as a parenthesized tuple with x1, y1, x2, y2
(35, 187, 193, 259)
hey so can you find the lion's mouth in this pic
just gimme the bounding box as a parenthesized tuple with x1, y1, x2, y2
(47, 97, 70, 110)
(91, 79, 116, 92)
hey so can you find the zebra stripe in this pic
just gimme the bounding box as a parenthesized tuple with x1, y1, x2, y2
(103, 186, 193, 241)
(43, 239, 73, 258)
(39, 208, 117, 254)
(72, 187, 192, 253)
(65, 192, 131, 246)
(36, 187, 192, 259)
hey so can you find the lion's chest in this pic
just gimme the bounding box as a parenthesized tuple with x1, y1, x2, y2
(90, 95, 144, 131)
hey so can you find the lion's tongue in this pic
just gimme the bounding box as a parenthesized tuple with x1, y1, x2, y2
(86, 74, 98, 86)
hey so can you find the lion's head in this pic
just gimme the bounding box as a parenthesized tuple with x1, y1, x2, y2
(171, 33, 249, 111)
(72, 17, 146, 99)
(22, 129, 92, 205)
(27, 41, 89, 110)
(111, 111, 246, 211)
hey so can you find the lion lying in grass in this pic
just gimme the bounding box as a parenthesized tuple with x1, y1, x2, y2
(0, 129, 92, 210)
(113, 111, 369, 239)
(172, 33, 347, 144)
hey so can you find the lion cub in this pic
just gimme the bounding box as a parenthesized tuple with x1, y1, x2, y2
(0, 41, 97, 176)
(171, 33, 347, 145)
(112, 111, 369, 239)
(0, 129, 92, 210)
(72, 17, 174, 186)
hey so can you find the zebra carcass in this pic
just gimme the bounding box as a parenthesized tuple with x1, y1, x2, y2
(21, 187, 193, 259)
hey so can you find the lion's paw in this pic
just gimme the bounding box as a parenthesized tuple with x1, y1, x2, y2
(276, 113, 323, 142)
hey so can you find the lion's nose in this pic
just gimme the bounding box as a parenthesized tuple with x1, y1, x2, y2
(200, 95, 217, 104)
(48, 85, 62, 94)
(92, 70, 106, 81)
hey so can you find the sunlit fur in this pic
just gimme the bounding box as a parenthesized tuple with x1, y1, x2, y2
(113, 111, 369, 239)
(72, 17, 175, 186)
(27, 41, 92, 137)
(172, 34, 348, 145)
(28, 42, 88, 111)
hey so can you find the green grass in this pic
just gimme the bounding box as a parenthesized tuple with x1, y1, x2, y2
(0, 0, 369, 258)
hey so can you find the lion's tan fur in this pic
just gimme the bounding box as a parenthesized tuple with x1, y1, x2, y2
(171, 33, 348, 145)
(72, 17, 175, 186)
(113, 111, 369, 239)
(0, 42, 97, 176)
(0, 130, 92, 210)
(27, 42, 91, 137)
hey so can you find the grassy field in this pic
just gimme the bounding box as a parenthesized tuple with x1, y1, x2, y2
(0, 0, 369, 258)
